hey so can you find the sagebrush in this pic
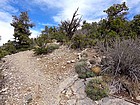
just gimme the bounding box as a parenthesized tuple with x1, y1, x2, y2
(99, 39, 140, 96)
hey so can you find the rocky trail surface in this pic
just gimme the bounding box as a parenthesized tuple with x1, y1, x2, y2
(0, 46, 137, 105)
(1, 46, 78, 105)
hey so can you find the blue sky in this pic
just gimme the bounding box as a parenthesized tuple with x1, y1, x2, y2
(0, 0, 140, 45)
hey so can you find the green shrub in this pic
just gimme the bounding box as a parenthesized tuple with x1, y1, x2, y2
(45, 44, 59, 53)
(75, 60, 95, 79)
(71, 34, 96, 49)
(2, 41, 17, 54)
(34, 44, 59, 55)
(35, 35, 50, 48)
(85, 77, 109, 101)
(0, 49, 9, 59)
(50, 32, 68, 43)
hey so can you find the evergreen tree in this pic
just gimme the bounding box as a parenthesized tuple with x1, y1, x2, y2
(11, 11, 34, 50)
(131, 14, 140, 37)
(98, 2, 129, 41)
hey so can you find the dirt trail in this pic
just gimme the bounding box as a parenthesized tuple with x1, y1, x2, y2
(2, 46, 77, 105)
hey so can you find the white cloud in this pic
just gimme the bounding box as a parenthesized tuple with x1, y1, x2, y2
(32, 0, 140, 23)
(0, 11, 12, 22)
(30, 29, 40, 38)
(0, 11, 14, 45)
(0, 0, 18, 45)
(52, 0, 115, 23)
(0, 21, 14, 46)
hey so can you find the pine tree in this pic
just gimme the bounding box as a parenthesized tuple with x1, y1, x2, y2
(11, 11, 34, 50)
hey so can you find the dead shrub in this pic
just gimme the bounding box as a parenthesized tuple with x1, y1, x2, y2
(98, 39, 140, 97)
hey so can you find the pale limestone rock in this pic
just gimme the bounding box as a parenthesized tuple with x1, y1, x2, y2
(71, 79, 85, 93)
(71, 60, 75, 63)
(67, 99, 77, 105)
(67, 61, 71, 64)
(25, 93, 32, 104)
(136, 96, 140, 101)
(76, 97, 95, 105)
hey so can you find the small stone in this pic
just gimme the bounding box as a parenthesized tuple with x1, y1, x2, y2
(62, 66, 65, 69)
(102, 56, 106, 58)
(136, 96, 140, 100)
(61, 89, 67, 94)
(77, 53, 81, 56)
(59, 99, 67, 105)
(67, 61, 71, 64)
(65, 88, 72, 97)
(87, 61, 92, 68)
(76, 97, 95, 105)
(77, 53, 82, 60)
(95, 101, 99, 104)
(37, 58, 40, 61)
(71, 60, 75, 63)
(9, 73, 12, 75)
(67, 99, 76, 105)
(58, 76, 62, 80)
(27, 88, 31, 92)
(25, 93, 32, 104)
(71, 79, 85, 93)
(101, 97, 110, 103)
(0, 87, 8, 93)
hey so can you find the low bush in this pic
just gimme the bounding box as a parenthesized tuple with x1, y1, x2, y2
(2, 41, 17, 54)
(75, 60, 95, 79)
(98, 39, 140, 97)
(34, 44, 59, 55)
(50, 32, 68, 43)
(85, 77, 109, 101)
(71, 34, 96, 49)
(45, 44, 59, 53)
(0, 49, 9, 60)
(35, 35, 50, 48)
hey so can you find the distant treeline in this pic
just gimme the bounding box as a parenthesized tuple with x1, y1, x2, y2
(0, 2, 140, 57)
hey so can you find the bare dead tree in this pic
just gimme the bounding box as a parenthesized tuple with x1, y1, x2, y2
(60, 8, 82, 39)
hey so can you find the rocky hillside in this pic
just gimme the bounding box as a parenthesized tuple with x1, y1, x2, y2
(0, 46, 137, 105)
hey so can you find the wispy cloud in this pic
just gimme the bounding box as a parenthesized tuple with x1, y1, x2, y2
(31, 0, 63, 8)
(0, 0, 18, 13)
